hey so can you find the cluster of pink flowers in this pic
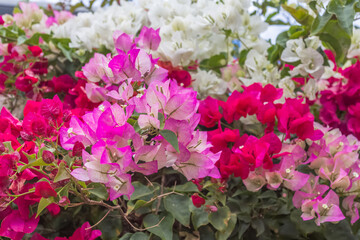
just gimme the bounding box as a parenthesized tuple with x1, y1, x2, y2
(61, 28, 220, 200)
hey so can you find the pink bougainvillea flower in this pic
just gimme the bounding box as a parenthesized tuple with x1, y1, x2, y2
(342, 195, 360, 224)
(136, 26, 161, 51)
(0, 210, 39, 240)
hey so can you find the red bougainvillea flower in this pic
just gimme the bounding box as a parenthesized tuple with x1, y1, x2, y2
(34, 181, 57, 198)
(198, 96, 222, 128)
(28, 45, 43, 57)
(15, 75, 38, 92)
(158, 61, 192, 87)
(191, 194, 206, 208)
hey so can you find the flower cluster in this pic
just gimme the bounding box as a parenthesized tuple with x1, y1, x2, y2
(60, 29, 220, 201)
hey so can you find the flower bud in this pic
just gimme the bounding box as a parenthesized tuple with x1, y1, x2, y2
(72, 141, 85, 157)
(42, 150, 55, 164)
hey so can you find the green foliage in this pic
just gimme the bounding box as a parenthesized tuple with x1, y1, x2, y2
(143, 213, 174, 240)
(159, 129, 180, 152)
(37, 197, 55, 217)
(164, 194, 191, 226)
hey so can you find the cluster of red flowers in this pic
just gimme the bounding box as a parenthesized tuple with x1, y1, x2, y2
(198, 83, 321, 180)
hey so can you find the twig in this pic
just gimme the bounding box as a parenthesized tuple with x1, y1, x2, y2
(85, 209, 111, 230)
(155, 174, 165, 214)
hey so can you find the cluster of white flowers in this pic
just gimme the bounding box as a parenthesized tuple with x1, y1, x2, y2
(52, 0, 268, 67)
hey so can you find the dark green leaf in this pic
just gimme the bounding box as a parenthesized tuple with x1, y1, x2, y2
(191, 206, 209, 230)
(251, 219, 265, 237)
(130, 182, 154, 201)
(238, 222, 250, 239)
(143, 213, 174, 240)
(87, 182, 108, 200)
(322, 221, 356, 240)
(199, 225, 216, 240)
(159, 129, 180, 153)
(209, 206, 231, 231)
(215, 213, 237, 240)
(164, 194, 191, 227)
(130, 232, 149, 240)
(174, 182, 198, 193)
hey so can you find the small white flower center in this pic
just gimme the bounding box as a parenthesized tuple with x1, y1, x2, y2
(99, 104, 105, 112)
(322, 204, 328, 209)
(285, 168, 291, 174)
(353, 172, 359, 178)
(67, 128, 73, 134)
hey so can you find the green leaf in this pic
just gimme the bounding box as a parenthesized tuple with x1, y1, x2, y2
(199, 53, 227, 72)
(191, 206, 209, 230)
(119, 233, 132, 240)
(174, 182, 198, 193)
(215, 213, 237, 240)
(130, 182, 154, 201)
(159, 129, 180, 153)
(164, 194, 191, 227)
(322, 221, 356, 240)
(309, 1, 318, 14)
(208, 206, 231, 231)
(87, 182, 108, 200)
(199, 225, 216, 240)
(237, 222, 250, 239)
(276, 31, 289, 48)
(290, 209, 320, 236)
(24, 33, 51, 45)
(282, 4, 314, 26)
(328, 0, 356, 35)
(251, 219, 265, 237)
(143, 213, 174, 240)
(158, 113, 165, 129)
(127, 199, 152, 214)
(238, 49, 250, 66)
(96, 210, 122, 240)
(311, 11, 333, 35)
(319, 20, 351, 63)
(130, 232, 149, 240)
(18, 157, 49, 172)
(36, 197, 54, 217)
(54, 162, 71, 182)
(57, 42, 73, 62)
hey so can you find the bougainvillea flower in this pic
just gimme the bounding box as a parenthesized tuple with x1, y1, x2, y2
(34, 181, 57, 198)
